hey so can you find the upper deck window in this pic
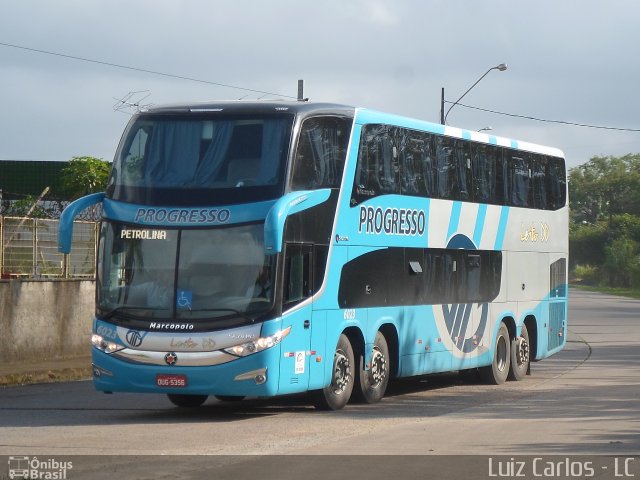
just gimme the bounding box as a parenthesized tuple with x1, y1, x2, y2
(290, 116, 352, 190)
(107, 113, 293, 205)
(351, 123, 566, 211)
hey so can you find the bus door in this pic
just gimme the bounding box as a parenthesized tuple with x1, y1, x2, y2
(278, 243, 314, 394)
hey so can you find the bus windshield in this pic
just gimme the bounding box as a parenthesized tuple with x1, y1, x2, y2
(107, 114, 293, 204)
(97, 222, 275, 322)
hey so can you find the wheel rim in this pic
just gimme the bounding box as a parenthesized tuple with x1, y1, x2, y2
(332, 349, 351, 394)
(516, 336, 529, 367)
(369, 347, 387, 387)
(496, 335, 508, 372)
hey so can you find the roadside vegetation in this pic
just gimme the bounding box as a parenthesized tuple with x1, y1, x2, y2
(569, 154, 640, 297)
(1, 155, 110, 218)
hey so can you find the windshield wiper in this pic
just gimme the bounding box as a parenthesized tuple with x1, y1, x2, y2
(100, 306, 153, 320)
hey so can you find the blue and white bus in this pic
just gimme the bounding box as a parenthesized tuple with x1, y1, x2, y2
(59, 101, 568, 410)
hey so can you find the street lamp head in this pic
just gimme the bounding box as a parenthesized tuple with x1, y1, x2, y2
(442, 62, 508, 125)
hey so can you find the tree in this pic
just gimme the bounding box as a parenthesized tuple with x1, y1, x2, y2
(569, 154, 640, 225)
(569, 154, 640, 288)
(603, 236, 639, 288)
(61, 156, 111, 199)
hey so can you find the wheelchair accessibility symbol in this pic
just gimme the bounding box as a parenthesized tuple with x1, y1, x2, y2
(176, 290, 193, 310)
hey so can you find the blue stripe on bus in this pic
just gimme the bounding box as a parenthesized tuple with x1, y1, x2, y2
(488, 135, 498, 145)
(494, 206, 510, 250)
(447, 202, 462, 241)
(473, 203, 488, 247)
(355, 109, 447, 136)
(462, 130, 472, 140)
(511, 139, 518, 149)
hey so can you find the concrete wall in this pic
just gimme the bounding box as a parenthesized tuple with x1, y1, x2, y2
(0, 280, 95, 363)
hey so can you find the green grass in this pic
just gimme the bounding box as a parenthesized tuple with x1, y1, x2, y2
(571, 284, 640, 299)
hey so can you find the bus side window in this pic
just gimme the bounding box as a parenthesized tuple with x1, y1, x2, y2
(471, 143, 501, 204)
(424, 250, 457, 304)
(494, 148, 508, 205)
(352, 125, 398, 202)
(531, 154, 547, 209)
(463, 253, 482, 302)
(547, 156, 567, 210)
(435, 137, 471, 201)
(508, 151, 531, 207)
(290, 117, 352, 191)
(283, 244, 313, 309)
(487, 251, 503, 300)
(401, 130, 436, 197)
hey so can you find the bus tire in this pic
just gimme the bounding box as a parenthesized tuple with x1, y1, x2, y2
(480, 322, 510, 385)
(313, 334, 355, 410)
(167, 394, 208, 408)
(508, 323, 530, 381)
(355, 331, 390, 404)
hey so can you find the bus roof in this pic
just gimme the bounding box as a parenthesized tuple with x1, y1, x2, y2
(141, 100, 564, 159)
(143, 100, 356, 117)
(354, 107, 565, 159)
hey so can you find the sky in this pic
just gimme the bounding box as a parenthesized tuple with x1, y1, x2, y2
(1, 0, 639, 169)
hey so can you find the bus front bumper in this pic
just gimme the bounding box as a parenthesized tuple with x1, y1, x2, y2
(91, 347, 280, 397)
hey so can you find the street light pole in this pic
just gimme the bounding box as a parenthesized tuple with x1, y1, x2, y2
(440, 87, 445, 125)
(440, 63, 507, 125)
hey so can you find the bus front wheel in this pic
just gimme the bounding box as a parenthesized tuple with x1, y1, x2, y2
(167, 394, 208, 408)
(355, 331, 390, 404)
(313, 334, 355, 410)
(508, 323, 530, 381)
(480, 322, 511, 385)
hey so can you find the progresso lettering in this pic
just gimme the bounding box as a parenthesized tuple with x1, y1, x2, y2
(134, 208, 231, 224)
(358, 206, 426, 236)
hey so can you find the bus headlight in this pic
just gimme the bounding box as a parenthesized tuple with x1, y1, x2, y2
(224, 326, 291, 357)
(91, 334, 125, 354)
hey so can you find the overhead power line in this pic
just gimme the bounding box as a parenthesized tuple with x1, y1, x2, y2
(0, 41, 297, 99)
(446, 101, 640, 133)
(3, 41, 638, 131)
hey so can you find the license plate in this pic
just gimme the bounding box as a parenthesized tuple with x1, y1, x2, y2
(156, 374, 188, 388)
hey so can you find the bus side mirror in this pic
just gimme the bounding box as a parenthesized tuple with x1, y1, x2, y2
(264, 189, 331, 254)
(58, 192, 105, 253)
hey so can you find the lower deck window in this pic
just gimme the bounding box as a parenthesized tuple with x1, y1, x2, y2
(338, 247, 502, 308)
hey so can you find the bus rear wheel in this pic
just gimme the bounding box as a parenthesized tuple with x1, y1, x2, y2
(167, 394, 208, 408)
(355, 331, 390, 404)
(480, 322, 511, 385)
(508, 323, 530, 381)
(313, 334, 355, 410)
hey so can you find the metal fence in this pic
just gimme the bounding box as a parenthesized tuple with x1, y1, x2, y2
(0, 216, 98, 279)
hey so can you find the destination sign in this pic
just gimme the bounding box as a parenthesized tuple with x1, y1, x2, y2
(120, 229, 167, 240)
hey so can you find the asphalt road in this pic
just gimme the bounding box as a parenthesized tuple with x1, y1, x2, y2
(0, 288, 638, 479)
